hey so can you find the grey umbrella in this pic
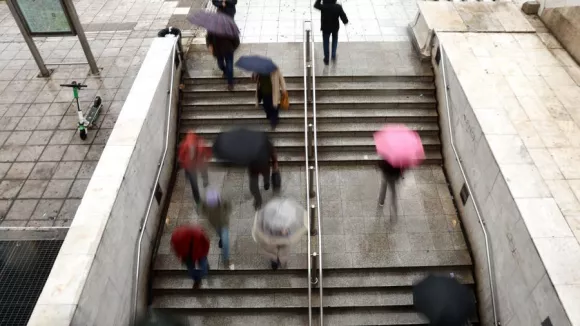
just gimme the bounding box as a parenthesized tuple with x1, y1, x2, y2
(252, 197, 307, 246)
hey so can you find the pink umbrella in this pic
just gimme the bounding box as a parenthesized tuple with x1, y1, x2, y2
(373, 124, 425, 168)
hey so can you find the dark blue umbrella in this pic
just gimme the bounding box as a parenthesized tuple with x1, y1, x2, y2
(187, 11, 239, 37)
(235, 55, 278, 75)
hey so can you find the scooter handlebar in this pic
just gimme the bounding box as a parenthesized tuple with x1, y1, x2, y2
(60, 82, 88, 88)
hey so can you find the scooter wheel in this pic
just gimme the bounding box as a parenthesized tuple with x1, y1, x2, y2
(79, 129, 87, 140)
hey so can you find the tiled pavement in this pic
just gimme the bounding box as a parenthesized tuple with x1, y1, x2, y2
(0, 0, 200, 227)
(161, 165, 468, 270)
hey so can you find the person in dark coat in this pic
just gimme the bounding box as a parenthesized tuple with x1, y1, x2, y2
(170, 225, 210, 289)
(212, 0, 237, 18)
(313, 0, 348, 65)
(248, 139, 278, 210)
(206, 32, 240, 90)
(378, 159, 404, 217)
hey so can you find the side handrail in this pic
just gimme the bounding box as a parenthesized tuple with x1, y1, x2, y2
(130, 36, 180, 325)
(437, 38, 498, 325)
(303, 20, 314, 326)
(309, 28, 324, 325)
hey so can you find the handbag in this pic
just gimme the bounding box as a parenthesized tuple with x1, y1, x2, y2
(280, 91, 289, 110)
(271, 170, 281, 192)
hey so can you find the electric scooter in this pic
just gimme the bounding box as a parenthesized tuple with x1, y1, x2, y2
(60, 81, 103, 140)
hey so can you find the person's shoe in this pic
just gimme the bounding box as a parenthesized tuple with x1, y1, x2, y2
(193, 281, 201, 289)
(271, 261, 279, 270)
(323, 58, 329, 65)
(264, 183, 270, 191)
(218, 239, 223, 248)
(378, 202, 384, 207)
(331, 55, 337, 61)
(254, 200, 262, 210)
(227, 84, 234, 91)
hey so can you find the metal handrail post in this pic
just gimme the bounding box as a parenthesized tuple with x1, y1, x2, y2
(310, 204, 317, 236)
(309, 166, 315, 198)
(311, 252, 319, 285)
(308, 123, 314, 159)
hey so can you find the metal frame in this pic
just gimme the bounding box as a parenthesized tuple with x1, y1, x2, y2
(438, 39, 498, 326)
(130, 37, 180, 326)
(10, 0, 76, 36)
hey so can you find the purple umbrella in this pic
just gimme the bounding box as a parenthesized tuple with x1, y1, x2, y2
(187, 11, 239, 37)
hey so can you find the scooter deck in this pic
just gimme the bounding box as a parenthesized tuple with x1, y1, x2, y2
(85, 104, 103, 126)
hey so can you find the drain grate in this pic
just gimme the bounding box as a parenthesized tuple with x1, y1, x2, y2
(0, 240, 63, 326)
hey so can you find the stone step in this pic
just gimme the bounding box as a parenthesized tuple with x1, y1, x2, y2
(180, 108, 438, 122)
(155, 308, 434, 326)
(184, 75, 434, 85)
(152, 268, 474, 291)
(182, 94, 436, 107)
(183, 81, 435, 97)
(153, 250, 472, 272)
(183, 101, 437, 111)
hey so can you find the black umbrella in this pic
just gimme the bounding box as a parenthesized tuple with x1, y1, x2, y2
(413, 275, 476, 326)
(235, 55, 278, 75)
(212, 129, 270, 166)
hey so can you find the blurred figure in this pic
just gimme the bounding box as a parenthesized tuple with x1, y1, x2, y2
(252, 197, 307, 270)
(206, 32, 240, 90)
(171, 225, 210, 289)
(252, 68, 287, 129)
(199, 189, 233, 269)
(248, 138, 278, 210)
(378, 159, 404, 217)
(313, 0, 348, 65)
(212, 0, 237, 18)
(178, 131, 211, 205)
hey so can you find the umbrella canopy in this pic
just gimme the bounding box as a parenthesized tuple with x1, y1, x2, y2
(374, 124, 425, 168)
(413, 275, 476, 326)
(187, 11, 239, 37)
(252, 198, 307, 246)
(235, 55, 278, 75)
(212, 129, 270, 166)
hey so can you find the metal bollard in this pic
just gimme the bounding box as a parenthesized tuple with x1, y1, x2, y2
(310, 204, 317, 236)
(311, 252, 319, 285)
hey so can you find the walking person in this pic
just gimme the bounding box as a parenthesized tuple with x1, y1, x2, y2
(253, 68, 287, 129)
(178, 131, 212, 206)
(212, 0, 237, 18)
(199, 189, 233, 269)
(378, 159, 404, 217)
(171, 225, 210, 289)
(206, 31, 240, 90)
(313, 0, 348, 65)
(248, 138, 278, 210)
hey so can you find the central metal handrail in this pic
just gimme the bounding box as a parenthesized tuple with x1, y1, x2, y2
(302, 20, 314, 326)
(437, 38, 498, 326)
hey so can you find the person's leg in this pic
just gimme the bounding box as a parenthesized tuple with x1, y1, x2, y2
(322, 31, 330, 64)
(200, 165, 209, 188)
(198, 256, 209, 278)
(263, 94, 277, 127)
(225, 52, 234, 87)
(388, 177, 398, 217)
(249, 171, 262, 209)
(378, 176, 388, 206)
(216, 55, 225, 74)
(185, 258, 201, 288)
(262, 165, 271, 190)
(186, 170, 201, 204)
(331, 30, 339, 60)
(219, 228, 230, 264)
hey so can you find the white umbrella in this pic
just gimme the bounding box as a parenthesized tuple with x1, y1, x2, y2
(252, 197, 307, 246)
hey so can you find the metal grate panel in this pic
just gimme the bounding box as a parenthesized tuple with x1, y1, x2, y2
(0, 240, 63, 326)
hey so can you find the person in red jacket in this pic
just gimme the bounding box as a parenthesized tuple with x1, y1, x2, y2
(178, 131, 212, 205)
(171, 225, 210, 288)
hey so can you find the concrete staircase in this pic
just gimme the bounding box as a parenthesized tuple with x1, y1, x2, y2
(149, 73, 478, 325)
(179, 75, 441, 165)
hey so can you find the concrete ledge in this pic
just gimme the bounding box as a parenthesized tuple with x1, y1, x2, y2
(27, 37, 182, 326)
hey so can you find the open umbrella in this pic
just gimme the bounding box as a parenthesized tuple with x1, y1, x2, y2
(235, 55, 278, 75)
(187, 11, 239, 37)
(252, 197, 307, 246)
(212, 128, 270, 166)
(374, 124, 425, 168)
(413, 275, 476, 326)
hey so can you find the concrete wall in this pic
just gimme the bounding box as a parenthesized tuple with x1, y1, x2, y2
(431, 38, 572, 326)
(539, 5, 580, 65)
(27, 37, 181, 326)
